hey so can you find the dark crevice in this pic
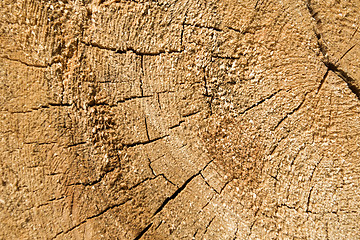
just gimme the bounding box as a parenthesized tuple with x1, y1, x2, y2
(24, 141, 57, 145)
(201, 194, 215, 210)
(325, 222, 329, 240)
(52, 199, 131, 239)
(150, 152, 213, 217)
(152, 172, 199, 216)
(33, 105, 49, 109)
(203, 216, 216, 235)
(180, 9, 188, 47)
(305, 0, 360, 101)
(148, 158, 157, 176)
(316, 69, 329, 94)
(169, 120, 185, 129)
(132, 168, 208, 239)
(269, 174, 279, 182)
(248, 217, 258, 237)
(48, 196, 65, 202)
(201, 159, 214, 173)
(157, 174, 176, 186)
(309, 156, 324, 183)
(273, 160, 284, 184)
(350, 26, 359, 41)
(87, 101, 109, 107)
(119, 135, 168, 150)
(1, 55, 49, 68)
(211, 55, 242, 60)
(254, 0, 260, 9)
(117, 95, 153, 104)
(81, 40, 183, 56)
(156, 93, 161, 109)
(66, 141, 87, 148)
(183, 22, 246, 34)
(338, 44, 357, 62)
(150, 169, 176, 187)
(8, 102, 71, 114)
(140, 55, 145, 96)
(66, 167, 116, 187)
(154, 221, 163, 230)
(203, 67, 213, 115)
(308, 209, 356, 215)
(134, 223, 153, 240)
(30, 196, 65, 210)
(200, 173, 219, 194)
(220, 179, 233, 194)
(289, 145, 306, 169)
(324, 61, 360, 100)
(272, 92, 308, 131)
(128, 177, 154, 191)
(48, 102, 72, 107)
(240, 89, 282, 115)
(269, 133, 289, 155)
(203, 68, 210, 97)
(128, 174, 175, 191)
(183, 23, 222, 32)
(193, 229, 199, 238)
(8, 110, 33, 114)
(226, 26, 243, 33)
(144, 116, 150, 141)
(47, 172, 63, 176)
(305, 0, 317, 20)
(181, 110, 201, 118)
(305, 0, 328, 58)
(306, 186, 314, 213)
(89, 200, 132, 219)
(278, 203, 296, 210)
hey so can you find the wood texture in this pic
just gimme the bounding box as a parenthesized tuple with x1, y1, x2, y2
(1, 0, 360, 239)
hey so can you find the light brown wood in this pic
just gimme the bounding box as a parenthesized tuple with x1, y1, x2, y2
(1, 0, 360, 239)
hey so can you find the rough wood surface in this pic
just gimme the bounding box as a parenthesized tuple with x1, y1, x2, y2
(1, 0, 360, 239)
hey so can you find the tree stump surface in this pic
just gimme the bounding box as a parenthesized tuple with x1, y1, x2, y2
(1, 0, 360, 239)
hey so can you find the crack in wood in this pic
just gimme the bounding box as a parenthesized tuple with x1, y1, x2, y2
(272, 92, 309, 131)
(200, 172, 219, 194)
(1, 55, 49, 68)
(306, 186, 314, 213)
(240, 89, 282, 115)
(51, 198, 132, 239)
(316, 69, 329, 95)
(338, 44, 357, 62)
(324, 61, 360, 100)
(81, 40, 183, 56)
(305, 0, 360, 101)
(152, 172, 199, 216)
(119, 134, 169, 149)
(203, 216, 216, 235)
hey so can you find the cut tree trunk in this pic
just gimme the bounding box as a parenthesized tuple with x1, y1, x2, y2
(1, 0, 360, 239)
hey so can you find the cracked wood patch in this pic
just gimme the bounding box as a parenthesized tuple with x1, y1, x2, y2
(1, 0, 360, 239)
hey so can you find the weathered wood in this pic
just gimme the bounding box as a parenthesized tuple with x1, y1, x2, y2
(1, 0, 360, 239)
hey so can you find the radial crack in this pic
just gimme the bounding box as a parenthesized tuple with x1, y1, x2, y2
(81, 40, 183, 56)
(272, 92, 308, 131)
(240, 89, 282, 114)
(304, 0, 360, 101)
(1, 55, 48, 68)
(203, 216, 216, 235)
(52, 199, 131, 239)
(338, 44, 357, 62)
(133, 223, 153, 240)
(152, 172, 199, 216)
(316, 69, 329, 95)
(306, 186, 314, 213)
(325, 61, 360, 100)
